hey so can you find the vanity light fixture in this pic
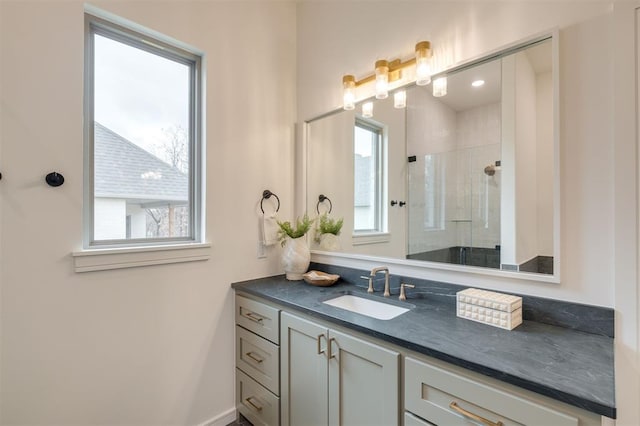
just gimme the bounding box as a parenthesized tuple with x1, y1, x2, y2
(471, 79, 485, 87)
(342, 41, 433, 109)
(343, 75, 356, 110)
(433, 76, 447, 97)
(375, 60, 390, 99)
(415, 41, 432, 86)
(362, 102, 374, 118)
(394, 90, 407, 108)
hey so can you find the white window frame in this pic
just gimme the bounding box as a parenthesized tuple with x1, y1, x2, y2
(74, 8, 208, 272)
(84, 14, 202, 249)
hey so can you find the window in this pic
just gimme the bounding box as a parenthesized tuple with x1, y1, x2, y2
(353, 119, 384, 233)
(84, 14, 203, 248)
(424, 154, 445, 230)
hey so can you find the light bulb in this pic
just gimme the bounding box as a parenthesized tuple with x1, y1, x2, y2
(375, 59, 389, 99)
(415, 41, 432, 86)
(433, 76, 447, 97)
(343, 75, 356, 110)
(362, 102, 373, 118)
(394, 90, 406, 108)
(471, 79, 485, 87)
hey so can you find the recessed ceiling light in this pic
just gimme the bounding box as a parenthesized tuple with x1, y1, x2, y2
(471, 80, 485, 87)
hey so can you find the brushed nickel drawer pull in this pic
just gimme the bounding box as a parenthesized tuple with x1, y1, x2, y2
(246, 351, 264, 363)
(245, 396, 263, 412)
(449, 402, 503, 426)
(244, 311, 265, 323)
(317, 333, 327, 356)
(328, 337, 338, 360)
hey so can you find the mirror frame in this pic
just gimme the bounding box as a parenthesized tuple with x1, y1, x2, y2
(299, 30, 560, 284)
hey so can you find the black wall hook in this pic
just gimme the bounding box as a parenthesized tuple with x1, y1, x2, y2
(317, 194, 332, 214)
(45, 172, 64, 187)
(260, 189, 280, 214)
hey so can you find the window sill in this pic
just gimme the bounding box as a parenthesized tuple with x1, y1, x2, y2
(352, 232, 390, 246)
(72, 243, 211, 272)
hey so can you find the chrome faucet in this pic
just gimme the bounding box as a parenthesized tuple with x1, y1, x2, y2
(370, 266, 391, 297)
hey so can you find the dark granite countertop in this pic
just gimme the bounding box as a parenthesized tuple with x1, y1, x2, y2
(232, 274, 615, 419)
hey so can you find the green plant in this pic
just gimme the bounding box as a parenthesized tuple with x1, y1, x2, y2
(315, 214, 344, 243)
(277, 213, 314, 246)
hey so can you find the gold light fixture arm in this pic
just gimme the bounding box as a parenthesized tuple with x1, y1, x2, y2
(349, 57, 418, 87)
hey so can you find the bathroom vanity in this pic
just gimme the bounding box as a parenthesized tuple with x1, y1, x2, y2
(232, 269, 614, 426)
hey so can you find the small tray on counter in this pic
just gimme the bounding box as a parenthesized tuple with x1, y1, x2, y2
(303, 270, 340, 287)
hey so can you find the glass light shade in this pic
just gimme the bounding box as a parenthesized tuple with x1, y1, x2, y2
(433, 76, 447, 97)
(375, 60, 389, 99)
(362, 102, 373, 118)
(415, 41, 432, 86)
(416, 57, 431, 86)
(394, 90, 406, 108)
(343, 75, 356, 110)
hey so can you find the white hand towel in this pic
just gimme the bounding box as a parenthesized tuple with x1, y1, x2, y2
(262, 213, 279, 246)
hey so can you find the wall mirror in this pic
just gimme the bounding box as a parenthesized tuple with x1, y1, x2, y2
(305, 34, 559, 281)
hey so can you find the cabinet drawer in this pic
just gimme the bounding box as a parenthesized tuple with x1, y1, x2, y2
(236, 295, 280, 344)
(404, 412, 435, 426)
(236, 325, 280, 395)
(405, 357, 578, 426)
(237, 368, 279, 426)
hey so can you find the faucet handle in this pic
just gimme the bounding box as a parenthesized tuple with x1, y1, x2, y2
(360, 275, 374, 293)
(399, 283, 415, 301)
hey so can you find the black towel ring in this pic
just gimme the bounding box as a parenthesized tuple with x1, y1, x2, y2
(261, 189, 280, 214)
(316, 194, 332, 214)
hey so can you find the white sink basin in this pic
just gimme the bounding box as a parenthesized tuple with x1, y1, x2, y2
(323, 294, 410, 320)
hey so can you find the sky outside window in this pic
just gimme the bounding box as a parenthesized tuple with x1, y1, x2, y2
(94, 34, 190, 154)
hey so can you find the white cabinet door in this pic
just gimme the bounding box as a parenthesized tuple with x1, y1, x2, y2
(281, 312, 329, 426)
(281, 312, 401, 426)
(328, 329, 400, 426)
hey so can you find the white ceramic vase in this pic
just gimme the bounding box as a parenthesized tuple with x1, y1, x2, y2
(319, 233, 341, 251)
(282, 236, 310, 280)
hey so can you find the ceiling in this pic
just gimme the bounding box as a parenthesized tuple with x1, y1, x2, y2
(414, 40, 552, 112)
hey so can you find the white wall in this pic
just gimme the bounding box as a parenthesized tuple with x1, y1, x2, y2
(503, 53, 553, 266)
(613, 4, 640, 425)
(298, 2, 638, 425)
(0, 1, 296, 425)
(95, 198, 127, 240)
(126, 204, 147, 239)
(515, 51, 538, 265)
(536, 71, 554, 256)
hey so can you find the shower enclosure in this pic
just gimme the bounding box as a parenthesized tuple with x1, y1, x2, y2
(406, 82, 502, 269)
(407, 145, 501, 268)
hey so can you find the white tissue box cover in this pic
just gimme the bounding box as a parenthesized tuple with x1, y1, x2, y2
(456, 288, 523, 330)
(456, 288, 522, 312)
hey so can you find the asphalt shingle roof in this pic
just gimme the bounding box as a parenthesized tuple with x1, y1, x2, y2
(94, 122, 188, 204)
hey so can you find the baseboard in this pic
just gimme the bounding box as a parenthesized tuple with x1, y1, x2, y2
(195, 407, 237, 426)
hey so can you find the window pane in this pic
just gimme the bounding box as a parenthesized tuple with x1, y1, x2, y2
(424, 154, 445, 230)
(92, 33, 192, 241)
(354, 123, 381, 232)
